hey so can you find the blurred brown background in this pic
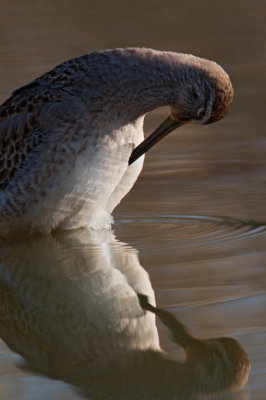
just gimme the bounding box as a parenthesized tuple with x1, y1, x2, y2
(0, 1, 265, 399)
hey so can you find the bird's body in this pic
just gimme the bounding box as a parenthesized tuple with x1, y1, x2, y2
(0, 48, 233, 234)
(0, 230, 250, 399)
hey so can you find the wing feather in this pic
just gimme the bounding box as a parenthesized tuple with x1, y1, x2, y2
(0, 84, 67, 188)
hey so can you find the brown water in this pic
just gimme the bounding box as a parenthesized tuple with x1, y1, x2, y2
(0, 1, 265, 399)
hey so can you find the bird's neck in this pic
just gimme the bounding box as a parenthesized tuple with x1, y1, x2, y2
(81, 48, 189, 123)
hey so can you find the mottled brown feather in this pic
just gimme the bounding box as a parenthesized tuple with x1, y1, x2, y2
(204, 75, 234, 124)
(0, 85, 66, 188)
(0, 49, 234, 194)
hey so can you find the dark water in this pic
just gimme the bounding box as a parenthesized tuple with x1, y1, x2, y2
(0, 1, 265, 399)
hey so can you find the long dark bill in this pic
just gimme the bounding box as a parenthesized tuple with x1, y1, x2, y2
(137, 294, 195, 348)
(128, 116, 183, 165)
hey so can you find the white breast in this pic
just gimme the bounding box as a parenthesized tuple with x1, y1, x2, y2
(58, 117, 145, 231)
(0, 117, 145, 234)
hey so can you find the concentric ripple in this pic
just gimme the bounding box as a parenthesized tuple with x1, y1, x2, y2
(115, 214, 266, 249)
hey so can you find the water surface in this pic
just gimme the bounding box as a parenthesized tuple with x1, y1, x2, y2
(0, 1, 265, 399)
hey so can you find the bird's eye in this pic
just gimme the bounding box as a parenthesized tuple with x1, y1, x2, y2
(197, 108, 206, 119)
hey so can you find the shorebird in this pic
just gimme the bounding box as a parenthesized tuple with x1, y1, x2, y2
(0, 48, 233, 234)
(0, 230, 250, 399)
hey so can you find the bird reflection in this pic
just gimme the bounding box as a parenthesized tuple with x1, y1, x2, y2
(0, 230, 250, 399)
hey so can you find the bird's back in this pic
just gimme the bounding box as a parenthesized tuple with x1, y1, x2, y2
(0, 53, 146, 234)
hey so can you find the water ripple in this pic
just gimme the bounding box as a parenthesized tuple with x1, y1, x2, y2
(115, 214, 266, 248)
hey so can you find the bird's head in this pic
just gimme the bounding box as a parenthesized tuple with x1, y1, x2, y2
(137, 294, 250, 396)
(186, 336, 251, 393)
(129, 56, 234, 165)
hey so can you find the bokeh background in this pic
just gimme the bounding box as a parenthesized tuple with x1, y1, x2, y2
(0, 1, 265, 399)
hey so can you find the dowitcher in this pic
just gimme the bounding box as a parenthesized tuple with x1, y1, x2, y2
(0, 48, 233, 234)
(0, 232, 250, 398)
